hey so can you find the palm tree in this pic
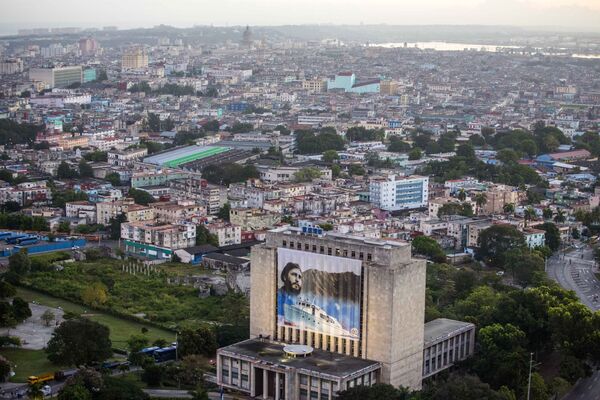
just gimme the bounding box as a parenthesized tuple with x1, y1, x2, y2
(457, 188, 467, 202)
(474, 193, 488, 215)
(27, 383, 43, 400)
(524, 206, 536, 227)
(503, 203, 515, 214)
(554, 209, 566, 224)
(542, 208, 553, 220)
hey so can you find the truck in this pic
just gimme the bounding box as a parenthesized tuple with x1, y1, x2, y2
(27, 372, 54, 384)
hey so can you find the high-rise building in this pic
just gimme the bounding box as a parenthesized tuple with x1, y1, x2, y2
(217, 227, 426, 398)
(369, 175, 429, 211)
(29, 66, 83, 88)
(0, 59, 24, 75)
(79, 37, 98, 56)
(121, 47, 148, 71)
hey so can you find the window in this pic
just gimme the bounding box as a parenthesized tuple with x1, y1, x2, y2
(327, 247, 332, 255)
(290, 241, 294, 248)
(351, 250, 356, 258)
(320, 246, 324, 253)
(359, 252, 364, 260)
(305, 243, 309, 250)
(367, 253, 372, 261)
(300, 375, 308, 385)
(312, 244, 317, 252)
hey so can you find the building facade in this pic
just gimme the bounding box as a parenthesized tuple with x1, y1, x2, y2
(217, 227, 427, 398)
(369, 175, 429, 211)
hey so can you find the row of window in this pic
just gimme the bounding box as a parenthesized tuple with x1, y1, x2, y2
(423, 330, 473, 376)
(281, 240, 372, 261)
(277, 326, 360, 357)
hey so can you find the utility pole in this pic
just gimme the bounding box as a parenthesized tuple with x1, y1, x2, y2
(527, 352, 533, 400)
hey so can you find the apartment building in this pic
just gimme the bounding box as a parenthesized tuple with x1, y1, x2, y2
(121, 221, 196, 259)
(369, 175, 429, 211)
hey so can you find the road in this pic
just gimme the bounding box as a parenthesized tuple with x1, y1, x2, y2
(546, 244, 600, 310)
(546, 243, 600, 399)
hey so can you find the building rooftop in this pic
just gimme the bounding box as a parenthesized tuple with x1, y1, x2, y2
(219, 339, 380, 379)
(424, 318, 475, 347)
(269, 226, 408, 249)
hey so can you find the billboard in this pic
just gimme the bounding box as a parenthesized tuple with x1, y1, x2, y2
(277, 248, 362, 340)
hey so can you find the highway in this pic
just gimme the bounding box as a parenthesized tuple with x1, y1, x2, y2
(546, 243, 600, 400)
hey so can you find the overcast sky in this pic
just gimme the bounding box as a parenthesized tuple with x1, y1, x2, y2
(2, 0, 600, 32)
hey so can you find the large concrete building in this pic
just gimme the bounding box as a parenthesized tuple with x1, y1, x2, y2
(121, 47, 149, 70)
(29, 66, 83, 88)
(217, 227, 427, 398)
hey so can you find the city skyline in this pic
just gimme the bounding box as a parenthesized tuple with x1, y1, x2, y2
(2, 0, 600, 34)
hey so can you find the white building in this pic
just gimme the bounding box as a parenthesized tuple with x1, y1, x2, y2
(369, 175, 429, 211)
(523, 228, 546, 249)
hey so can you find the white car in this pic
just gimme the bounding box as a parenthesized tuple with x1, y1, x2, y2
(41, 385, 52, 396)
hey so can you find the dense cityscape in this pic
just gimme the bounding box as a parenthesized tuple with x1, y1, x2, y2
(0, 10, 599, 400)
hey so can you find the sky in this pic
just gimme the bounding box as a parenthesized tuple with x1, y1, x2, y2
(1, 0, 600, 32)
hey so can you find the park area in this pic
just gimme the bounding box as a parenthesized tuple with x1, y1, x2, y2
(0, 255, 248, 382)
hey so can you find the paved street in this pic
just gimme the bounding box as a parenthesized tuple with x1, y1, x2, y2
(546, 244, 600, 311)
(546, 243, 600, 400)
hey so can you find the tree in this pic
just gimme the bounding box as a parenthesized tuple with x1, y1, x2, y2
(0, 355, 11, 382)
(475, 193, 488, 214)
(57, 162, 79, 179)
(105, 172, 121, 186)
(523, 206, 536, 227)
(473, 324, 529, 392)
(146, 113, 161, 132)
(503, 249, 545, 287)
(195, 225, 219, 247)
(538, 222, 560, 252)
(388, 137, 411, 153)
(80, 282, 108, 307)
(408, 148, 422, 160)
(338, 383, 413, 400)
(128, 188, 155, 205)
(127, 334, 149, 353)
(57, 221, 71, 233)
(412, 236, 446, 263)
(476, 225, 526, 267)
(189, 385, 209, 400)
(295, 130, 345, 154)
(8, 249, 31, 277)
(202, 120, 220, 133)
(178, 326, 218, 358)
(322, 150, 339, 163)
(529, 373, 549, 400)
(78, 161, 93, 178)
(57, 383, 92, 400)
(348, 164, 365, 176)
(554, 209, 566, 224)
(11, 297, 31, 322)
(294, 167, 322, 182)
(457, 189, 467, 202)
(542, 208, 553, 220)
(503, 203, 515, 214)
(46, 318, 112, 366)
(217, 203, 231, 221)
(28, 382, 44, 400)
(109, 213, 127, 240)
(431, 374, 506, 400)
(97, 377, 149, 400)
(141, 364, 164, 386)
(230, 122, 254, 133)
(41, 309, 55, 327)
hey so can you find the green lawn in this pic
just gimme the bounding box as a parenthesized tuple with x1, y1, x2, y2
(16, 287, 175, 347)
(0, 348, 55, 382)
